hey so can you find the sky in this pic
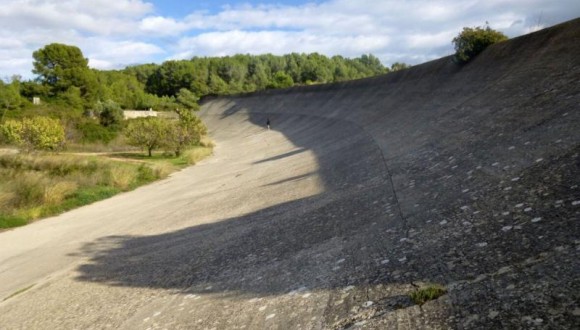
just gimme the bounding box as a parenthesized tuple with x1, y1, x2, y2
(0, 0, 578, 79)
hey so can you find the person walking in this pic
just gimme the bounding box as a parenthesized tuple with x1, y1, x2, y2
(266, 117, 271, 130)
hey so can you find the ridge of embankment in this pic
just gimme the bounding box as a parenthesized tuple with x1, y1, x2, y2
(199, 18, 580, 328)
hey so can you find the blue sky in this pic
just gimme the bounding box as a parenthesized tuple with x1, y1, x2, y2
(1, 0, 579, 79)
(154, 1, 321, 16)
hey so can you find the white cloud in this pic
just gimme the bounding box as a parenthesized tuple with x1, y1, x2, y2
(407, 30, 457, 50)
(140, 16, 189, 36)
(0, 0, 154, 36)
(85, 40, 165, 69)
(0, 0, 158, 77)
(164, 0, 580, 67)
(172, 30, 390, 60)
(1, 0, 579, 78)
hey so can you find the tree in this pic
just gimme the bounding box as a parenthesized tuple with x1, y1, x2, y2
(164, 109, 207, 156)
(0, 80, 23, 111)
(124, 117, 168, 156)
(145, 60, 196, 96)
(267, 71, 294, 89)
(0, 117, 65, 152)
(176, 88, 200, 111)
(390, 62, 411, 71)
(32, 43, 97, 104)
(357, 54, 386, 73)
(93, 100, 124, 128)
(452, 24, 508, 63)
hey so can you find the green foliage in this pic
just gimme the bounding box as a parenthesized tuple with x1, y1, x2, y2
(268, 71, 294, 89)
(93, 100, 123, 128)
(453, 25, 508, 63)
(390, 62, 412, 71)
(76, 121, 118, 144)
(6, 43, 401, 145)
(139, 53, 391, 97)
(164, 109, 207, 156)
(0, 80, 24, 111)
(124, 117, 168, 156)
(176, 88, 200, 111)
(0, 117, 65, 152)
(409, 284, 447, 305)
(57, 86, 84, 113)
(145, 60, 197, 96)
(32, 43, 98, 104)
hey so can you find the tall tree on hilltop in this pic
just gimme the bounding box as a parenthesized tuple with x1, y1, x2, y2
(32, 43, 97, 106)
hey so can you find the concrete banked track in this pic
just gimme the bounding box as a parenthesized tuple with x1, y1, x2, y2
(1, 20, 579, 329)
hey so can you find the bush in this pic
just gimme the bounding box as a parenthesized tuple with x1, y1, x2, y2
(93, 100, 124, 128)
(76, 121, 118, 144)
(452, 25, 508, 63)
(0, 117, 65, 152)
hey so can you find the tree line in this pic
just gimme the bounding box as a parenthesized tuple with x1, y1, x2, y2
(1, 43, 403, 150)
(2, 44, 403, 117)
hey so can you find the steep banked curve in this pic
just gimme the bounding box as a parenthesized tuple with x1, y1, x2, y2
(1, 19, 577, 329)
(198, 18, 580, 328)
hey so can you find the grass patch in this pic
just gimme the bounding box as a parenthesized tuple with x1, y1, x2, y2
(0, 144, 213, 229)
(40, 186, 121, 217)
(184, 146, 213, 165)
(409, 284, 447, 305)
(0, 214, 28, 229)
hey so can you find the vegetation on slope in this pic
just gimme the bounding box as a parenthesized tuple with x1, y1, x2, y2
(453, 24, 508, 63)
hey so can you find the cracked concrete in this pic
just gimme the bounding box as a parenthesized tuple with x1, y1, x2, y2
(0, 19, 579, 329)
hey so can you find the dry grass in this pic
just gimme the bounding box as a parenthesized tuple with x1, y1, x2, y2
(184, 146, 213, 165)
(43, 181, 78, 204)
(0, 142, 214, 228)
(109, 166, 137, 190)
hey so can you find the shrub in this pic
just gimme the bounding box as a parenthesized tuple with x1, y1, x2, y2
(136, 164, 158, 183)
(76, 121, 118, 144)
(93, 100, 124, 128)
(452, 24, 508, 63)
(0, 117, 65, 152)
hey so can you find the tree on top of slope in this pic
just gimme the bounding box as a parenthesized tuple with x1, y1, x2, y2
(452, 24, 508, 63)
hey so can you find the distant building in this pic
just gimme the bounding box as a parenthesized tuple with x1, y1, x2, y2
(32, 97, 41, 105)
(123, 110, 158, 120)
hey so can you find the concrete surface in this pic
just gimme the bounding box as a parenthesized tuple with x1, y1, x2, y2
(0, 19, 579, 329)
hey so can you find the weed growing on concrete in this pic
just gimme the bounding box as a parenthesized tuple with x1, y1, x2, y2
(409, 284, 447, 305)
